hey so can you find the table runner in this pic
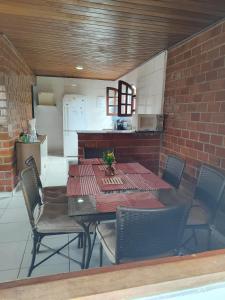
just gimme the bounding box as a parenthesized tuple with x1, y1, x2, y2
(95, 192, 164, 213)
(126, 172, 171, 191)
(69, 164, 95, 177)
(96, 174, 136, 192)
(79, 158, 104, 165)
(92, 164, 123, 177)
(115, 162, 151, 174)
(67, 176, 100, 196)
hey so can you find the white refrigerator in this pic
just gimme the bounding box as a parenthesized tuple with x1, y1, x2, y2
(63, 94, 86, 157)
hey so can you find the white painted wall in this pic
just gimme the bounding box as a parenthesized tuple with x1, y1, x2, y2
(119, 51, 167, 114)
(36, 51, 167, 154)
(118, 51, 167, 130)
(36, 77, 116, 154)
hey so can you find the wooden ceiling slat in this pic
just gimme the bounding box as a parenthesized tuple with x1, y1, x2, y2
(0, 2, 201, 35)
(43, 1, 214, 25)
(0, 0, 224, 79)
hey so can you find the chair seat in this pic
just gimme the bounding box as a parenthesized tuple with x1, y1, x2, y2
(42, 186, 67, 204)
(186, 205, 210, 226)
(36, 203, 83, 234)
(96, 222, 116, 264)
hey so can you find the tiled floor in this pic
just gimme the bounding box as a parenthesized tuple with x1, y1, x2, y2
(0, 155, 225, 283)
(0, 156, 110, 283)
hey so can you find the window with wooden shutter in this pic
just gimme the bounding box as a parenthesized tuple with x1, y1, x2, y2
(106, 87, 118, 116)
(118, 80, 133, 116)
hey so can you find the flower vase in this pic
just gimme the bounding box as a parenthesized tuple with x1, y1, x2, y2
(105, 165, 115, 176)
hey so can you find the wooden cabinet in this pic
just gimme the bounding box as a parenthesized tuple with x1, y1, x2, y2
(16, 135, 48, 175)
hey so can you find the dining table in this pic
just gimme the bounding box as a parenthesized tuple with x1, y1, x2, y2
(66, 160, 187, 268)
(67, 162, 172, 196)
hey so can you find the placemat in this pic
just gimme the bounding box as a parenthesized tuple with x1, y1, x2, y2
(92, 164, 122, 177)
(67, 176, 100, 196)
(96, 174, 136, 192)
(68, 164, 94, 177)
(96, 192, 164, 213)
(126, 173, 172, 191)
(116, 162, 151, 174)
(79, 158, 104, 165)
(141, 173, 172, 190)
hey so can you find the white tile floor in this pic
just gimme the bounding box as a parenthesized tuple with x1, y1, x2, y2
(0, 156, 109, 283)
(0, 156, 225, 283)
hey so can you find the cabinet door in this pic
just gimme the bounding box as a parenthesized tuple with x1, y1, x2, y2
(118, 80, 133, 116)
(106, 87, 118, 116)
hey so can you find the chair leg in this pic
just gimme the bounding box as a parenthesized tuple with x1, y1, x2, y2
(36, 236, 43, 253)
(28, 234, 39, 277)
(99, 243, 103, 267)
(207, 228, 212, 250)
(90, 231, 97, 260)
(78, 233, 84, 249)
(193, 229, 198, 248)
(81, 233, 87, 269)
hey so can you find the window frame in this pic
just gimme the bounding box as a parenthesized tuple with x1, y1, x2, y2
(118, 80, 133, 117)
(106, 87, 118, 116)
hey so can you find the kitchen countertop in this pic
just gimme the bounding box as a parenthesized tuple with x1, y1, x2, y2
(77, 130, 161, 134)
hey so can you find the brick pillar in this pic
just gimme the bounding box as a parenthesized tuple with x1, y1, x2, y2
(0, 35, 35, 192)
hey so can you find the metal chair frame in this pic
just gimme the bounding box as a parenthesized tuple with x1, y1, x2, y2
(162, 154, 185, 189)
(185, 164, 225, 250)
(25, 155, 85, 251)
(20, 167, 86, 277)
(98, 204, 189, 266)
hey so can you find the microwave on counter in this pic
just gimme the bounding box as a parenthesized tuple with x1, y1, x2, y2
(137, 114, 164, 131)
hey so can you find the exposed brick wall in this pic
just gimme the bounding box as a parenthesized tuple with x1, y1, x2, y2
(78, 132, 161, 174)
(0, 35, 35, 192)
(161, 21, 225, 192)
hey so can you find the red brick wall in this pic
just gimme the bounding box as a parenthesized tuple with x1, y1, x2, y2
(0, 35, 35, 192)
(78, 132, 161, 173)
(161, 21, 225, 191)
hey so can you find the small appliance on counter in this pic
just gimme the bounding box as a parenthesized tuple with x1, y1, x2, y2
(116, 118, 132, 130)
(137, 114, 164, 131)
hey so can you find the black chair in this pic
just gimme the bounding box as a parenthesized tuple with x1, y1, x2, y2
(162, 155, 185, 189)
(20, 167, 86, 276)
(25, 156, 67, 204)
(185, 164, 225, 250)
(96, 204, 189, 265)
(84, 147, 114, 159)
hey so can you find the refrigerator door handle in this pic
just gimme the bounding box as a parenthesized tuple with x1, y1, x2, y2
(64, 104, 69, 131)
(63, 105, 67, 131)
(67, 105, 69, 131)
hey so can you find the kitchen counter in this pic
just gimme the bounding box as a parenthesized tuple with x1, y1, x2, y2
(77, 130, 161, 134)
(78, 131, 161, 173)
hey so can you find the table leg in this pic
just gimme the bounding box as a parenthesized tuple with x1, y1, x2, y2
(79, 222, 92, 269)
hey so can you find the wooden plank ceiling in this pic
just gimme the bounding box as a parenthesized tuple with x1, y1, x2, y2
(1, 0, 225, 80)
